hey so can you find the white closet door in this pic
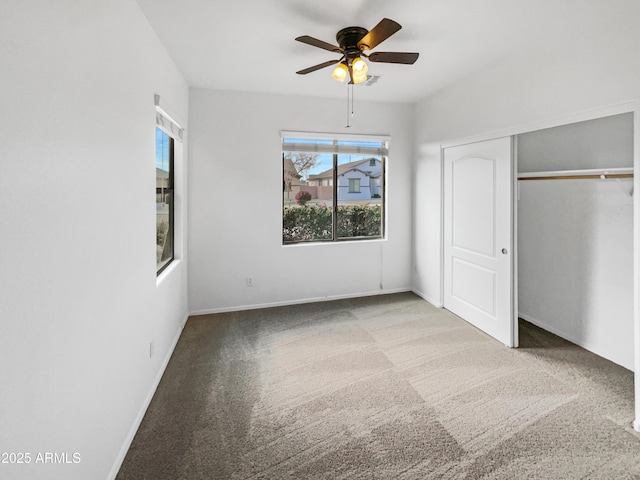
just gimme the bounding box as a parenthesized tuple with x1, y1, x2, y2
(443, 137, 516, 347)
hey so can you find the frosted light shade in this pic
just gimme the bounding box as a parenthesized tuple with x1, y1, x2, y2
(351, 57, 368, 74)
(331, 62, 348, 82)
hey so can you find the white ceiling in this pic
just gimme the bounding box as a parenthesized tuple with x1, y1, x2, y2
(135, 0, 629, 104)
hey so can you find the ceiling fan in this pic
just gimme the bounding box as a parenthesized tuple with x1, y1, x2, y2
(295, 18, 419, 85)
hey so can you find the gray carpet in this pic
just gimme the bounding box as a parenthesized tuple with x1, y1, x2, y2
(117, 292, 640, 479)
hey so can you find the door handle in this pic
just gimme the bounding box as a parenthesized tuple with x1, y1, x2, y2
(501, 248, 508, 255)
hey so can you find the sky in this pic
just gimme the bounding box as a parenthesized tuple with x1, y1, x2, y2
(156, 127, 171, 172)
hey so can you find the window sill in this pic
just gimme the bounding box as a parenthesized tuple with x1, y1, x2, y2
(283, 237, 386, 248)
(156, 259, 181, 287)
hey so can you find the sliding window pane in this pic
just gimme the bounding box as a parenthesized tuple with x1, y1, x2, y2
(282, 151, 333, 243)
(336, 154, 383, 240)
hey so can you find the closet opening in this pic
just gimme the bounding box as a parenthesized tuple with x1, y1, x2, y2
(516, 112, 634, 371)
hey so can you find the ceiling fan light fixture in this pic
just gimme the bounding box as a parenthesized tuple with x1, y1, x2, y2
(331, 62, 349, 82)
(295, 18, 418, 89)
(353, 72, 368, 84)
(351, 56, 368, 75)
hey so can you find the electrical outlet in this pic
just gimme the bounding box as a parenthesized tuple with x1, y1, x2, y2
(149, 340, 154, 358)
(246, 276, 253, 287)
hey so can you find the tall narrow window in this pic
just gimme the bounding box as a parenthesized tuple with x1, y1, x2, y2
(156, 127, 174, 273)
(282, 134, 387, 244)
(155, 94, 183, 275)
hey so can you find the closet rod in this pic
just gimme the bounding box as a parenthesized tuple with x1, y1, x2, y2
(518, 167, 634, 181)
(519, 173, 633, 181)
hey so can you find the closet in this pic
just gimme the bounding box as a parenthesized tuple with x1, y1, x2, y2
(517, 113, 634, 370)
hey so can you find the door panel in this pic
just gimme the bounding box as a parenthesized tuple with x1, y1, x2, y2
(451, 258, 496, 316)
(444, 137, 516, 347)
(452, 156, 496, 257)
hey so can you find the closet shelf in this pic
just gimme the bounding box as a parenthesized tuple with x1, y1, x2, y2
(518, 167, 633, 181)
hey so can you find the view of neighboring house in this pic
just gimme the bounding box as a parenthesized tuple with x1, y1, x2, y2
(156, 166, 170, 221)
(156, 167, 169, 197)
(306, 158, 382, 201)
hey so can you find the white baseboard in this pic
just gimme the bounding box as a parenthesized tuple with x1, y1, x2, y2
(107, 313, 188, 480)
(189, 288, 412, 316)
(519, 313, 572, 342)
(518, 313, 633, 371)
(411, 288, 443, 308)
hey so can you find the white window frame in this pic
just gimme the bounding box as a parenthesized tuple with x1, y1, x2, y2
(281, 131, 389, 245)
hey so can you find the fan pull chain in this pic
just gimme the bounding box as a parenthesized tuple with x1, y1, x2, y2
(345, 84, 350, 128)
(351, 83, 354, 117)
(345, 83, 354, 128)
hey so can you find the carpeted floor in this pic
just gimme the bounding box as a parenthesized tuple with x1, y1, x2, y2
(117, 292, 640, 479)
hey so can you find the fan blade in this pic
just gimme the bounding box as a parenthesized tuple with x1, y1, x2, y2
(295, 35, 342, 53)
(368, 51, 419, 64)
(296, 60, 340, 75)
(357, 18, 401, 51)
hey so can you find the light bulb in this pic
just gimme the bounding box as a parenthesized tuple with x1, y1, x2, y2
(331, 62, 348, 82)
(351, 57, 368, 75)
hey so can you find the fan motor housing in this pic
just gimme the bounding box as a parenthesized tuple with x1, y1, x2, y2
(336, 26, 368, 54)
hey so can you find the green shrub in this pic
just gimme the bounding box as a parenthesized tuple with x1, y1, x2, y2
(283, 204, 381, 243)
(337, 205, 381, 238)
(283, 204, 332, 242)
(157, 221, 168, 245)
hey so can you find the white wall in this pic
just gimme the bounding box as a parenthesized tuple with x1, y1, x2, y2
(0, 2, 189, 479)
(517, 115, 634, 370)
(188, 89, 413, 314)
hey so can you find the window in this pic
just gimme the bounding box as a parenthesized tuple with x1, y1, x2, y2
(154, 94, 184, 275)
(156, 127, 174, 273)
(282, 133, 388, 244)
